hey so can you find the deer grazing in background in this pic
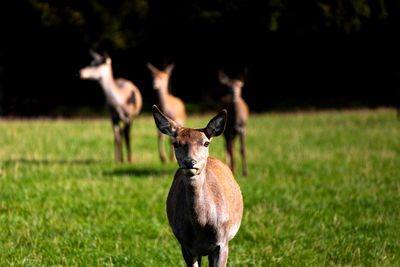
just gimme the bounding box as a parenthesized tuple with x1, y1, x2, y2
(218, 70, 249, 176)
(80, 51, 142, 163)
(152, 105, 243, 267)
(147, 62, 186, 163)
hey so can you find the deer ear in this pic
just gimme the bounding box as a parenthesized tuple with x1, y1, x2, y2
(218, 70, 229, 85)
(90, 50, 104, 62)
(165, 63, 175, 76)
(205, 109, 227, 138)
(152, 105, 180, 137)
(147, 62, 159, 74)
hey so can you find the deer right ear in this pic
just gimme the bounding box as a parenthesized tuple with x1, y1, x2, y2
(218, 70, 229, 85)
(205, 109, 227, 138)
(147, 62, 159, 74)
(90, 50, 104, 62)
(152, 105, 180, 137)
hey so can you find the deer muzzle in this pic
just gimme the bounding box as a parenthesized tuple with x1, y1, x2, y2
(181, 158, 199, 176)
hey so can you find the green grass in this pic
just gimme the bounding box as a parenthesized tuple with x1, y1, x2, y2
(0, 109, 399, 266)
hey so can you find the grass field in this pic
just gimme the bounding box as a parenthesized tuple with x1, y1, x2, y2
(0, 109, 399, 266)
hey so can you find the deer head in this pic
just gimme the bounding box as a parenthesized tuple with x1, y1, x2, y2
(80, 51, 112, 81)
(147, 63, 175, 91)
(218, 70, 245, 98)
(152, 105, 227, 177)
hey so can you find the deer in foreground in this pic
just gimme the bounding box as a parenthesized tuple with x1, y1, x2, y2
(147, 62, 186, 163)
(80, 51, 142, 163)
(152, 105, 243, 267)
(218, 70, 249, 176)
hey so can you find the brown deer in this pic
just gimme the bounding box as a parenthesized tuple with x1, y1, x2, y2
(80, 51, 142, 163)
(218, 70, 249, 176)
(147, 62, 186, 163)
(152, 105, 243, 267)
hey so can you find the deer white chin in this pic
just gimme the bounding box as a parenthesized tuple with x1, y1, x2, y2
(182, 168, 198, 176)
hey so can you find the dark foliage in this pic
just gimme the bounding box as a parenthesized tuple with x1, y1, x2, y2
(1, 0, 400, 116)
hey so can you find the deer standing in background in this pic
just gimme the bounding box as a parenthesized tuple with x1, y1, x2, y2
(152, 105, 243, 267)
(218, 70, 249, 176)
(147, 62, 186, 163)
(80, 51, 142, 163)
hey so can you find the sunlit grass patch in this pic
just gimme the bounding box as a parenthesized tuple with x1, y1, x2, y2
(0, 109, 399, 266)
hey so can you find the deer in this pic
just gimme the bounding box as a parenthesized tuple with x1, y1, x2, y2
(218, 70, 249, 176)
(152, 104, 243, 267)
(147, 62, 186, 163)
(79, 51, 142, 163)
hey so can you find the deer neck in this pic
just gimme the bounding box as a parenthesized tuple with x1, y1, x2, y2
(231, 90, 242, 103)
(98, 67, 122, 106)
(99, 67, 117, 93)
(183, 169, 212, 226)
(156, 85, 170, 111)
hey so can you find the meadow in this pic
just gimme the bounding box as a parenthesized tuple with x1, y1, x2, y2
(0, 108, 399, 266)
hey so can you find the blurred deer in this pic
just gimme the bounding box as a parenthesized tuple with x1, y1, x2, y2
(147, 62, 186, 163)
(152, 105, 243, 267)
(218, 70, 249, 176)
(80, 51, 142, 163)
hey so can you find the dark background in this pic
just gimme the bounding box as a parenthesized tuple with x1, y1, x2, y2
(1, 0, 400, 116)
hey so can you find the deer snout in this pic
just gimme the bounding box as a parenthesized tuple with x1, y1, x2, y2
(181, 158, 199, 176)
(182, 158, 197, 169)
(79, 69, 87, 79)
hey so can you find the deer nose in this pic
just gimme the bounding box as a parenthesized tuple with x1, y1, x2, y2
(182, 158, 197, 168)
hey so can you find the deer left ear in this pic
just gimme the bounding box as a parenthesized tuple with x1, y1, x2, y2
(165, 63, 175, 76)
(205, 110, 227, 138)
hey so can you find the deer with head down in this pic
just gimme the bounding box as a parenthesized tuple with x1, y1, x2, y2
(152, 104, 243, 267)
(147, 62, 186, 163)
(80, 51, 142, 163)
(218, 70, 249, 176)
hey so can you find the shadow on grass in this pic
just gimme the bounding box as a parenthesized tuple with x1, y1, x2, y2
(104, 165, 174, 177)
(2, 158, 107, 165)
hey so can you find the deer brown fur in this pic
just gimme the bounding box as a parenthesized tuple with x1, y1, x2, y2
(147, 63, 186, 163)
(218, 70, 249, 176)
(80, 51, 142, 163)
(152, 105, 243, 267)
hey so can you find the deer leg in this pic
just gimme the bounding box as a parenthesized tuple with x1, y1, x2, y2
(208, 244, 229, 267)
(225, 139, 231, 168)
(225, 138, 236, 173)
(239, 130, 248, 176)
(158, 130, 167, 163)
(113, 123, 122, 163)
(169, 137, 176, 161)
(123, 122, 132, 163)
(181, 247, 201, 267)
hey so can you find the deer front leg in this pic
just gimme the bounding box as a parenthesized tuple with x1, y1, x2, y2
(225, 138, 236, 174)
(123, 122, 132, 163)
(113, 123, 123, 163)
(239, 130, 248, 176)
(158, 130, 167, 163)
(169, 137, 176, 161)
(116, 106, 130, 124)
(208, 244, 229, 267)
(181, 247, 201, 267)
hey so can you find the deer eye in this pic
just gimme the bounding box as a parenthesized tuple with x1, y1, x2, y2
(204, 141, 210, 147)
